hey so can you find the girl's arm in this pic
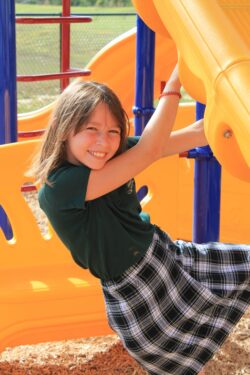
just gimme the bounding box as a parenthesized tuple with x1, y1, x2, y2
(86, 66, 181, 201)
(163, 119, 208, 157)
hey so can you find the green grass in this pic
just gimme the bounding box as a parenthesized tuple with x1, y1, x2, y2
(16, 4, 136, 113)
(15, 4, 135, 15)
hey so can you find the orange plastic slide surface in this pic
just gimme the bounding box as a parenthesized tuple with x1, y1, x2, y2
(133, 0, 250, 182)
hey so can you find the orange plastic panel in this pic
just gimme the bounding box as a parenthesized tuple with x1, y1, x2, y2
(0, 140, 112, 351)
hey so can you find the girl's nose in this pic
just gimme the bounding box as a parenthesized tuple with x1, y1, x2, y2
(96, 132, 108, 145)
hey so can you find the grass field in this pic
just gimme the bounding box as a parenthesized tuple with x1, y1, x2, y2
(16, 4, 136, 113)
(15, 4, 135, 14)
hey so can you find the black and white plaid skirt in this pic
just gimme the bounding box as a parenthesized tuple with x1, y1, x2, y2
(101, 226, 250, 375)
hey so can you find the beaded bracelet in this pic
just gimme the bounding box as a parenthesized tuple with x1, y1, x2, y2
(159, 91, 182, 100)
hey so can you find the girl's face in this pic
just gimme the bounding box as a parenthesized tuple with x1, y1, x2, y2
(66, 102, 121, 170)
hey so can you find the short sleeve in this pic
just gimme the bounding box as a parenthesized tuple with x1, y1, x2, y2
(40, 164, 91, 210)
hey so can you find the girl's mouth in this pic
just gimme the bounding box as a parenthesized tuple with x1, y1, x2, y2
(88, 150, 107, 159)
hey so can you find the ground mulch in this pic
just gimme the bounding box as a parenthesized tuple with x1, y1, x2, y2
(0, 308, 250, 375)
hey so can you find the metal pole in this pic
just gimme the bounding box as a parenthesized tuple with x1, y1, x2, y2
(60, 0, 71, 91)
(133, 16, 155, 136)
(0, 0, 17, 144)
(133, 16, 155, 201)
(0, 0, 17, 239)
(192, 102, 221, 243)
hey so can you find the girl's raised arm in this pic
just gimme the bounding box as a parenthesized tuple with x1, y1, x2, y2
(85, 66, 182, 201)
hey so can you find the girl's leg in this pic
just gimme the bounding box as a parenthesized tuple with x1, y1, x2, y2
(198, 370, 205, 375)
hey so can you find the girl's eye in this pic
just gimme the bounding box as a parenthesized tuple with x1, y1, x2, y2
(86, 126, 97, 131)
(109, 129, 121, 135)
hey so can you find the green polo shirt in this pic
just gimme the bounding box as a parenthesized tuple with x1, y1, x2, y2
(38, 137, 154, 281)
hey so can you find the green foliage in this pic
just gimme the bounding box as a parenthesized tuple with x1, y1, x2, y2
(15, 0, 132, 6)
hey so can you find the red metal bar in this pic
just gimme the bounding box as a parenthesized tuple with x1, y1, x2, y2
(179, 151, 189, 158)
(21, 184, 37, 192)
(17, 69, 91, 82)
(16, 16, 92, 24)
(61, 0, 71, 90)
(16, 0, 92, 116)
(18, 129, 45, 138)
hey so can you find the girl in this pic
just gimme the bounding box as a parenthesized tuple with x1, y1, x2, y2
(31, 66, 250, 375)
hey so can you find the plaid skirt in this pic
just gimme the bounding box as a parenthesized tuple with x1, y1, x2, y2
(101, 226, 250, 375)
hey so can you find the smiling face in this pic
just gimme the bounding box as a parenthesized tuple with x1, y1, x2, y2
(66, 102, 121, 170)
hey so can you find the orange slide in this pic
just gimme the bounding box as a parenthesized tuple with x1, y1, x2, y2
(133, 0, 250, 182)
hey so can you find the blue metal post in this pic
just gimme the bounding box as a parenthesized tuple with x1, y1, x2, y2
(192, 102, 221, 243)
(0, 0, 17, 239)
(133, 16, 155, 201)
(133, 16, 155, 136)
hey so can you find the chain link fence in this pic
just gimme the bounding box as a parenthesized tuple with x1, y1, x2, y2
(16, 13, 136, 114)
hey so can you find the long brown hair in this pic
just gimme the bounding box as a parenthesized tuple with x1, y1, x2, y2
(29, 81, 130, 185)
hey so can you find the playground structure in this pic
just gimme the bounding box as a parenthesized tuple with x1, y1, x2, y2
(0, 0, 250, 353)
